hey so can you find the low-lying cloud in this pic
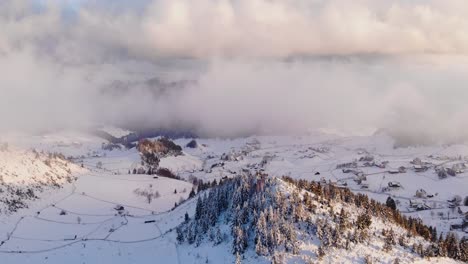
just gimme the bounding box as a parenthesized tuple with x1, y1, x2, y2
(1, 0, 468, 144)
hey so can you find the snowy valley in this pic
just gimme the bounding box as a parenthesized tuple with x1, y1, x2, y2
(0, 130, 466, 263)
(4, 1, 468, 263)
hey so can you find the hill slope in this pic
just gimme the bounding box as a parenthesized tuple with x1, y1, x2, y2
(0, 146, 84, 214)
(175, 174, 466, 263)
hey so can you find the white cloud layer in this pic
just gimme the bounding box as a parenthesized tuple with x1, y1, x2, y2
(1, 0, 468, 144)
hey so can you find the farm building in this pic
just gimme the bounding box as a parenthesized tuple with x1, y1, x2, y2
(415, 189, 427, 198)
(409, 200, 431, 211)
(359, 155, 374, 162)
(411, 158, 422, 165)
(414, 164, 429, 172)
(342, 169, 363, 177)
(388, 181, 402, 188)
(451, 163, 466, 173)
(337, 162, 358, 169)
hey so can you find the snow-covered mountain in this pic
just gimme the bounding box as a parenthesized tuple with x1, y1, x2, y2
(175, 174, 465, 263)
(0, 131, 467, 263)
(0, 145, 84, 214)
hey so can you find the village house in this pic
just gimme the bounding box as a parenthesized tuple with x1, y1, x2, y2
(359, 155, 374, 162)
(414, 164, 429, 172)
(388, 181, 402, 188)
(337, 162, 358, 169)
(452, 163, 466, 174)
(415, 189, 428, 198)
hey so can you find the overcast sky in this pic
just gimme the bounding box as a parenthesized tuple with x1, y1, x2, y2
(1, 0, 468, 143)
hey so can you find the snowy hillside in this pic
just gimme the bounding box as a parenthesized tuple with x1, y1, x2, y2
(175, 174, 465, 263)
(0, 145, 84, 214)
(0, 131, 467, 263)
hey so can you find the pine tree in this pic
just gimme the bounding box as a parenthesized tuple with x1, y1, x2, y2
(195, 196, 203, 220)
(283, 222, 299, 254)
(356, 213, 372, 230)
(255, 238, 268, 256)
(409, 221, 417, 236)
(460, 238, 468, 262)
(255, 212, 268, 256)
(318, 221, 333, 248)
(339, 208, 350, 230)
(386, 197, 396, 210)
(398, 234, 406, 247)
(294, 203, 304, 222)
(430, 226, 438, 242)
(214, 227, 223, 245)
(272, 252, 284, 264)
(176, 226, 184, 244)
(187, 222, 196, 244)
(383, 229, 395, 252)
(317, 246, 325, 259)
(344, 231, 351, 250)
(417, 243, 424, 256)
(446, 233, 461, 259)
(189, 187, 196, 198)
(232, 225, 247, 254)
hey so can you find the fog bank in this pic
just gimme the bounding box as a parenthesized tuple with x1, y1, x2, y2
(1, 1, 468, 144)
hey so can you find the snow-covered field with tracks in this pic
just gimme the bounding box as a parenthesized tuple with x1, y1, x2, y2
(0, 130, 466, 263)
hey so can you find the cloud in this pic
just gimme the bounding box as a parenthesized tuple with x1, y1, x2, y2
(139, 0, 468, 57)
(1, 0, 468, 145)
(5, 0, 468, 59)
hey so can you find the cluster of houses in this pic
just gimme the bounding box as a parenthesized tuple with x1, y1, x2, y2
(336, 155, 387, 171)
(406, 157, 468, 179)
(451, 163, 467, 173)
(450, 209, 468, 233)
(302, 154, 317, 159)
(408, 189, 436, 211)
(244, 138, 261, 152)
(448, 196, 463, 209)
(437, 167, 454, 179)
(260, 154, 276, 167)
(436, 162, 467, 179)
(310, 146, 330, 154)
(338, 155, 389, 170)
(343, 168, 363, 176)
(363, 161, 387, 169)
(359, 155, 387, 168)
(220, 150, 244, 162)
(409, 199, 431, 211)
(220, 139, 263, 163)
(359, 155, 374, 162)
(411, 158, 431, 172)
(415, 188, 435, 198)
(336, 162, 358, 169)
(388, 166, 407, 174)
